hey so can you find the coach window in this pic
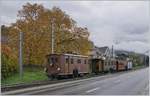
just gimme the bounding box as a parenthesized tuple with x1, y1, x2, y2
(84, 59, 86, 64)
(71, 58, 74, 64)
(66, 58, 69, 64)
(77, 59, 81, 64)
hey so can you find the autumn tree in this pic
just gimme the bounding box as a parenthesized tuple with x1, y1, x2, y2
(6, 3, 93, 66)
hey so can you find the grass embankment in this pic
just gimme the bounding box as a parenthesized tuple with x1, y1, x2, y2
(1, 67, 48, 86)
(132, 65, 147, 70)
(1, 65, 147, 86)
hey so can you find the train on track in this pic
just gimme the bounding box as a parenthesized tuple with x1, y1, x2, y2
(45, 53, 133, 79)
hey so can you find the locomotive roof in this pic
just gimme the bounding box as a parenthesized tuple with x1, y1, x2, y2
(64, 54, 88, 57)
(47, 53, 88, 58)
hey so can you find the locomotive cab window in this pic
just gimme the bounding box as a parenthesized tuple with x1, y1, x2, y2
(51, 57, 55, 64)
(49, 57, 58, 64)
(47, 58, 51, 64)
(55, 58, 58, 63)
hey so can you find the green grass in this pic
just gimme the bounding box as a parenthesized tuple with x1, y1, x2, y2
(1, 65, 146, 86)
(132, 64, 146, 70)
(1, 67, 48, 86)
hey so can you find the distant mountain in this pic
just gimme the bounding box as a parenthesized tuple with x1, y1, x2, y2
(114, 50, 148, 61)
(114, 49, 146, 56)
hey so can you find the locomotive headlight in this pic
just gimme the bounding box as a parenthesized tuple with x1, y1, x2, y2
(57, 67, 60, 71)
(50, 63, 53, 66)
(44, 68, 47, 72)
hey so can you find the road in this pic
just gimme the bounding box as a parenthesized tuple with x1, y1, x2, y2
(3, 68, 149, 95)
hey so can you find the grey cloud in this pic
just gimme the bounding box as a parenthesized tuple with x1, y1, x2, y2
(120, 24, 149, 35)
(115, 41, 150, 53)
(1, 0, 149, 53)
(116, 35, 149, 44)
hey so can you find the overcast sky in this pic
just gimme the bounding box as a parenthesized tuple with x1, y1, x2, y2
(1, 0, 150, 54)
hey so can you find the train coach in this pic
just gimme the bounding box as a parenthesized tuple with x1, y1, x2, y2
(89, 57, 113, 74)
(45, 53, 89, 79)
(110, 57, 134, 72)
(115, 59, 128, 71)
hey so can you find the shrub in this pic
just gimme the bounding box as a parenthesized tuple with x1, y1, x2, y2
(1, 52, 18, 79)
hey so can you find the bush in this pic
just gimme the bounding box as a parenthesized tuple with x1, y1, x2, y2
(1, 53, 18, 79)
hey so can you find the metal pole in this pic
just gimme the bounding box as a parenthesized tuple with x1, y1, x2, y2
(19, 32, 23, 79)
(60, 25, 64, 53)
(112, 45, 114, 58)
(51, 19, 54, 54)
(144, 54, 146, 66)
(144, 50, 149, 66)
(111, 45, 114, 70)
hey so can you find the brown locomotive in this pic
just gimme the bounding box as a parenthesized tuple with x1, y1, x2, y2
(45, 53, 89, 79)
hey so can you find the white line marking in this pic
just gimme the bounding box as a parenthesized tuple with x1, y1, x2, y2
(3, 76, 105, 95)
(86, 87, 100, 93)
